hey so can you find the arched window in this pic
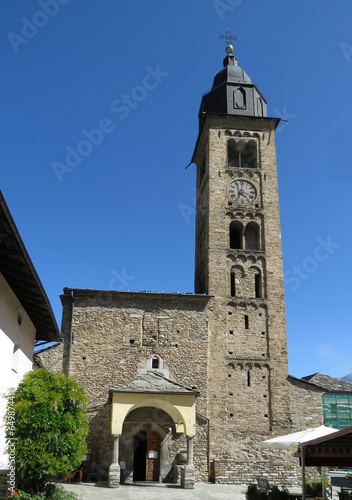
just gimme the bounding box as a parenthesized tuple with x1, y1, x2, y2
(234, 87, 246, 109)
(229, 221, 243, 249)
(228, 139, 257, 168)
(244, 222, 259, 250)
(152, 356, 159, 369)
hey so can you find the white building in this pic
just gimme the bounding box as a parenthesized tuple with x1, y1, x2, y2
(0, 190, 60, 470)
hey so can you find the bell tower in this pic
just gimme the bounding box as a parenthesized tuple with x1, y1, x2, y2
(192, 42, 291, 476)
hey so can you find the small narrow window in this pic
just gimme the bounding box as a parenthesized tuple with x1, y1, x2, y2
(244, 315, 249, 329)
(152, 357, 159, 369)
(231, 271, 236, 297)
(247, 371, 251, 387)
(255, 274, 261, 298)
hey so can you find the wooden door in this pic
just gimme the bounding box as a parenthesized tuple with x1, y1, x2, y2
(145, 432, 160, 481)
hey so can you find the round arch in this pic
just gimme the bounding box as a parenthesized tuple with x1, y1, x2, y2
(126, 398, 185, 431)
(110, 392, 196, 436)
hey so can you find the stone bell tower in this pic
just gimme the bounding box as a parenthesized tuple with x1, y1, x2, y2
(192, 41, 291, 478)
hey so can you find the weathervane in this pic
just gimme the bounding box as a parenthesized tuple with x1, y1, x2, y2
(218, 29, 239, 54)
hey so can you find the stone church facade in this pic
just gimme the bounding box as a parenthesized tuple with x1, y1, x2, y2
(37, 45, 322, 487)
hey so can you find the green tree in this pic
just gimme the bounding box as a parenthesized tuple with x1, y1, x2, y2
(5, 369, 88, 494)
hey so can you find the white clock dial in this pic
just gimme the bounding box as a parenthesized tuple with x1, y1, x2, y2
(227, 179, 258, 204)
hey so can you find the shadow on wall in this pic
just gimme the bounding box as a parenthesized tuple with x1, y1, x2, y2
(85, 403, 114, 482)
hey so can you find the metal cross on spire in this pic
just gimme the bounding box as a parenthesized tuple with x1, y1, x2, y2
(218, 29, 239, 46)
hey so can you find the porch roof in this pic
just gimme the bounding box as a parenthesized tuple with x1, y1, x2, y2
(109, 371, 199, 397)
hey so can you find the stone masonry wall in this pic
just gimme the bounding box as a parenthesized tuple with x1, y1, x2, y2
(55, 289, 210, 480)
(288, 376, 324, 431)
(35, 342, 64, 373)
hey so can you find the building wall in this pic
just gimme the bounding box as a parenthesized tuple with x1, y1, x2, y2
(288, 377, 324, 432)
(0, 273, 36, 469)
(35, 342, 64, 372)
(50, 289, 210, 480)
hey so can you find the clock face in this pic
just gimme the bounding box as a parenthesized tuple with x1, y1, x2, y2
(227, 179, 258, 204)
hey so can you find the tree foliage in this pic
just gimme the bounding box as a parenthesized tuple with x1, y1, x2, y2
(5, 369, 88, 493)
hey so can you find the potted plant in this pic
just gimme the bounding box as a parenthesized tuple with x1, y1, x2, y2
(340, 490, 352, 500)
(306, 479, 323, 498)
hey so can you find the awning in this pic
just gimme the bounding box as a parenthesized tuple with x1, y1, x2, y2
(261, 426, 352, 500)
(260, 425, 339, 452)
(296, 426, 352, 467)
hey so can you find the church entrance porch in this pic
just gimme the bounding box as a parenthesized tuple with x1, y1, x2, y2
(119, 406, 188, 484)
(108, 370, 198, 489)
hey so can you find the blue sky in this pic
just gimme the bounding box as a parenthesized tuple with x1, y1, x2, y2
(1, 0, 352, 379)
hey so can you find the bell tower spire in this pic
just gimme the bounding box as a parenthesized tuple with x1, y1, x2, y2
(198, 37, 267, 129)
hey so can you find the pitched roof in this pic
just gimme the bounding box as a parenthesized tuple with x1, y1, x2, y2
(301, 372, 352, 393)
(110, 370, 199, 396)
(0, 190, 60, 342)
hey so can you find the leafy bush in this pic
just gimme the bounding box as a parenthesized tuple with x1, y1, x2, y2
(43, 484, 80, 499)
(5, 369, 88, 493)
(11, 484, 80, 499)
(246, 483, 269, 500)
(271, 486, 290, 500)
(246, 484, 290, 500)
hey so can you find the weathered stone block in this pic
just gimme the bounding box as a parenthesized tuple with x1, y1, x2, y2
(181, 465, 195, 489)
(108, 464, 120, 488)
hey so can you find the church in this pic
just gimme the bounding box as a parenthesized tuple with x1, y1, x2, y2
(36, 42, 352, 488)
